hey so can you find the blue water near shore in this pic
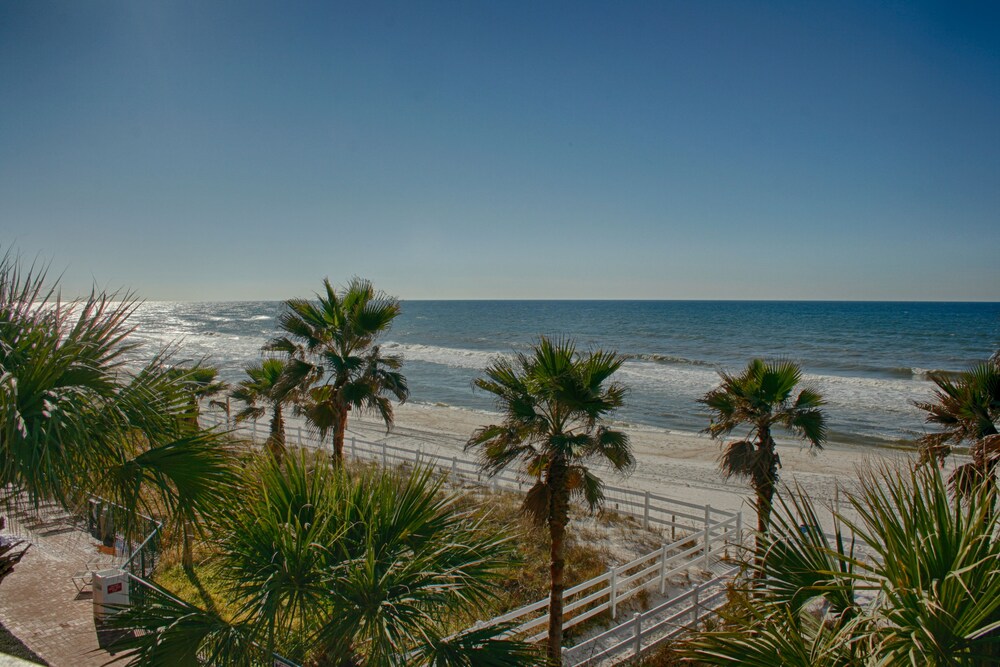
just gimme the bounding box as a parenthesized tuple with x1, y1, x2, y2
(130, 300, 1000, 447)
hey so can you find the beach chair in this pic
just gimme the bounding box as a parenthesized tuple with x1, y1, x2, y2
(72, 549, 124, 593)
(71, 568, 94, 593)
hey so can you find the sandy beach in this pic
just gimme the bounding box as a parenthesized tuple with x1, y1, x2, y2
(342, 401, 925, 532)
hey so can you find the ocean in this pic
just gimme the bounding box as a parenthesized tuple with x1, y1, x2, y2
(128, 300, 1000, 448)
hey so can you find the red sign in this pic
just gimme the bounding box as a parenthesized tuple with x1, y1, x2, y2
(107, 582, 122, 594)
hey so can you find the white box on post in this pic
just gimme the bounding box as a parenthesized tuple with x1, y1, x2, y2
(92, 568, 129, 621)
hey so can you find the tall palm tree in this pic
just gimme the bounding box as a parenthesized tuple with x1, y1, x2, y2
(267, 278, 409, 463)
(0, 250, 236, 584)
(230, 357, 297, 463)
(109, 452, 539, 666)
(466, 336, 633, 666)
(916, 361, 1000, 499)
(700, 359, 826, 541)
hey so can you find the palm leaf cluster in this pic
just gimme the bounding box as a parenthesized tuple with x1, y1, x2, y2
(231, 278, 408, 464)
(0, 251, 235, 577)
(466, 336, 632, 666)
(111, 453, 538, 666)
(684, 463, 1000, 666)
(916, 359, 1000, 498)
(230, 357, 297, 462)
(700, 358, 826, 538)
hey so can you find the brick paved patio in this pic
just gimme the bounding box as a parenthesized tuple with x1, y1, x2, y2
(0, 504, 122, 667)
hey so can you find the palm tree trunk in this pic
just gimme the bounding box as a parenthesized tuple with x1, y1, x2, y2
(332, 404, 349, 465)
(546, 463, 569, 666)
(269, 404, 285, 463)
(755, 430, 778, 536)
(755, 474, 775, 536)
(753, 430, 778, 582)
(181, 519, 194, 570)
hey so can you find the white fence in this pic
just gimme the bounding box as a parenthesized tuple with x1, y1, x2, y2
(485, 516, 739, 644)
(203, 413, 743, 665)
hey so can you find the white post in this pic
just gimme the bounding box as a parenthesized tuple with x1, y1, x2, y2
(350, 436, 356, 460)
(451, 457, 458, 479)
(659, 543, 669, 595)
(633, 611, 642, 655)
(643, 491, 651, 530)
(609, 567, 618, 620)
(703, 505, 712, 569)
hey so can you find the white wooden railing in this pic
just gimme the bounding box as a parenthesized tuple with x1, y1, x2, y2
(202, 412, 743, 665)
(485, 516, 739, 645)
(562, 567, 738, 665)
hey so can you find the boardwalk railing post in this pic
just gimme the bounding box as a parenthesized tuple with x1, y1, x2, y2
(643, 491, 651, 530)
(703, 505, 712, 569)
(298, 426, 303, 448)
(691, 585, 700, 627)
(659, 543, 669, 594)
(350, 436, 356, 459)
(632, 611, 642, 656)
(451, 457, 458, 479)
(609, 567, 618, 620)
(382, 441, 387, 467)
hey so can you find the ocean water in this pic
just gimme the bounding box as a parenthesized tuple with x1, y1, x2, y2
(128, 300, 1000, 447)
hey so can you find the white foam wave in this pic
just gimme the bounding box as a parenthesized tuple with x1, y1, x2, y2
(619, 359, 928, 417)
(246, 315, 272, 321)
(382, 343, 932, 415)
(382, 342, 506, 369)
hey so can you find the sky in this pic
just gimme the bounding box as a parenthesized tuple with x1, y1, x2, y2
(1, 1, 998, 301)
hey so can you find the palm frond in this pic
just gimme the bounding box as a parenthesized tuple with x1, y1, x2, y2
(416, 621, 542, 666)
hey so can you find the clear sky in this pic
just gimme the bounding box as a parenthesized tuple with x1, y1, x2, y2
(1, 1, 998, 301)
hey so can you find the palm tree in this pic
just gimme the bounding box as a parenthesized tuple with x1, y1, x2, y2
(165, 364, 228, 430)
(230, 357, 298, 463)
(161, 364, 230, 569)
(699, 359, 826, 542)
(186, 364, 228, 422)
(109, 452, 539, 666)
(0, 250, 236, 584)
(916, 361, 1000, 499)
(267, 278, 409, 463)
(683, 462, 1000, 665)
(466, 336, 633, 666)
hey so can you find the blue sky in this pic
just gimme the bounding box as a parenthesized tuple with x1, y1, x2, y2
(1, 1, 998, 300)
